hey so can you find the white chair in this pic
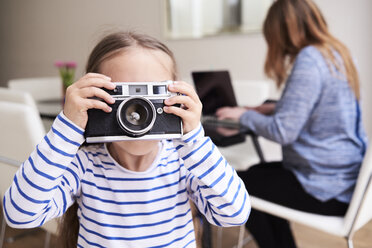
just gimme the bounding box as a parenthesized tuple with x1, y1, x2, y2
(248, 144, 372, 248)
(8, 77, 62, 101)
(6, 78, 61, 130)
(0, 101, 45, 162)
(0, 156, 22, 246)
(0, 87, 38, 112)
(0, 101, 58, 247)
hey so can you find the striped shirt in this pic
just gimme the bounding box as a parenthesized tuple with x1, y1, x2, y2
(3, 112, 250, 247)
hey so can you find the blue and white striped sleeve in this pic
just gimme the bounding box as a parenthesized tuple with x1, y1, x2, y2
(174, 123, 250, 227)
(3, 112, 86, 228)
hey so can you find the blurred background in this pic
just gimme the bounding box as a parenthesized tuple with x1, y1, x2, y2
(1, 1, 372, 247)
(0, 0, 371, 136)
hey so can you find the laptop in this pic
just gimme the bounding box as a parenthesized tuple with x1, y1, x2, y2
(192, 70, 247, 146)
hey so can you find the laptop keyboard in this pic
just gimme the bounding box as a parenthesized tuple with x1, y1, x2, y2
(202, 116, 241, 129)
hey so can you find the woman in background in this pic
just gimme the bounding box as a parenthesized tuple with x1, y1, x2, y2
(216, 0, 368, 247)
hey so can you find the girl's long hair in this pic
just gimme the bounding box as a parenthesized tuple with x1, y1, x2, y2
(57, 31, 178, 248)
(263, 0, 360, 99)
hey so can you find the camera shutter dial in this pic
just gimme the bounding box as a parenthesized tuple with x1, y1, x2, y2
(116, 97, 156, 136)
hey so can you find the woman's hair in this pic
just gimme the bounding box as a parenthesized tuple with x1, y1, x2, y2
(263, 0, 360, 99)
(58, 31, 178, 248)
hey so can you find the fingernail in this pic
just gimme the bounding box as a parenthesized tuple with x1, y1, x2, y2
(107, 107, 112, 112)
(110, 97, 115, 103)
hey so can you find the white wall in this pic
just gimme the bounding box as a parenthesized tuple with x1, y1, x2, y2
(0, 0, 266, 83)
(0, 0, 371, 137)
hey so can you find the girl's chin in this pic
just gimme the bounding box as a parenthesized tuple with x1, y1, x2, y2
(113, 140, 160, 155)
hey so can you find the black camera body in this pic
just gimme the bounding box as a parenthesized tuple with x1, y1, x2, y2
(85, 81, 183, 143)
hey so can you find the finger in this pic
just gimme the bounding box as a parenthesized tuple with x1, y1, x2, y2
(216, 110, 233, 120)
(84, 72, 111, 81)
(75, 77, 115, 90)
(163, 105, 192, 120)
(215, 108, 224, 116)
(83, 99, 113, 113)
(168, 81, 200, 103)
(164, 95, 195, 110)
(217, 113, 228, 120)
(72, 73, 111, 88)
(79, 87, 116, 104)
(215, 107, 230, 116)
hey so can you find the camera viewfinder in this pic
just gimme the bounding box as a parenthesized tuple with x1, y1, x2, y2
(153, 85, 167, 95)
(129, 85, 147, 95)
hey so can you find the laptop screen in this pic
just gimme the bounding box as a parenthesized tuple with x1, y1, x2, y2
(192, 70, 237, 116)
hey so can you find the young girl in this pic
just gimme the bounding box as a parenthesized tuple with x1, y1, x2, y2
(3, 32, 250, 247)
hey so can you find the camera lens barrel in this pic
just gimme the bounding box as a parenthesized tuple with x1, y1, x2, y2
(116, 96, 156, 137)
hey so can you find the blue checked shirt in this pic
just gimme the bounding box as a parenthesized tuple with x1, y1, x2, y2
(240, 46, 367, 203)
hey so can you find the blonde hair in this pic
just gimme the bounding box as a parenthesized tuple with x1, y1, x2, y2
(263, 0, 360, 99)
(86, 31, 178, 80)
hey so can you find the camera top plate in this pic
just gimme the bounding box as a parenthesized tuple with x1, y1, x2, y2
(105, 80, 176, 99)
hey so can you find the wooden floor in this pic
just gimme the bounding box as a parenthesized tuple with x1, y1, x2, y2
(210, 220, 372, 248)
(2, 216, 372, 248)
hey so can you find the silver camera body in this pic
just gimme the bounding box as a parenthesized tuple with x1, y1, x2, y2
(85, 80, 183, 143)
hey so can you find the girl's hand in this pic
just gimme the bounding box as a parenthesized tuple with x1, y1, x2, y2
(63, 73, 116, 129)
(163, 81, 202, 134)
(215, 106, 247, 121)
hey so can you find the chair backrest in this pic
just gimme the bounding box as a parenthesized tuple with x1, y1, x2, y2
(0, 87, 38, 111)
(0, 157, 21, 198)
(8, 77, 62, 101)
(0, 101, 45, 162)
(0, 101, 58, 235)
(344, 143, 372, 235)
(0, 148, 60, 237)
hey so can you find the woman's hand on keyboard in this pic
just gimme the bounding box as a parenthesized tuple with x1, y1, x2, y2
(216, 106, 246, 121)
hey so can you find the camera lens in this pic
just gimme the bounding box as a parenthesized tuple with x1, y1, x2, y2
(117, 97, 156, 136)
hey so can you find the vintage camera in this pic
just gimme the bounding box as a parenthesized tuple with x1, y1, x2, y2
(85, 81, 183, 143)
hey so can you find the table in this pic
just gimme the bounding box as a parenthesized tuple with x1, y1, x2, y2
(36, 99, 63, 119)
(218, 131, 265, 170)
